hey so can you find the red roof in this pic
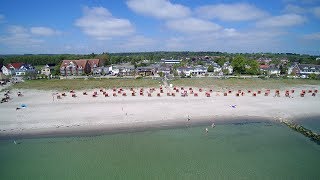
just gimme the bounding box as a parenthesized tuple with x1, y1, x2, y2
(60, 59, 88, 69)
(83, 59, 100, 67)
(6, 62, 24, 69)
(260, 64, 269, 69)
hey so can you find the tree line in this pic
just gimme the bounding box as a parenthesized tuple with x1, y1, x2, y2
(0, 51, 319, 67)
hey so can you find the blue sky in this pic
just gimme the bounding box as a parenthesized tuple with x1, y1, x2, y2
(0, 0, 319, 55)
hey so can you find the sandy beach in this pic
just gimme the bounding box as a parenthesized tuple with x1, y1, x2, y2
(0, 85, 319, 138)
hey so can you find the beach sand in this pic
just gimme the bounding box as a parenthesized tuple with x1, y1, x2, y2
(0, 86, 319, 138)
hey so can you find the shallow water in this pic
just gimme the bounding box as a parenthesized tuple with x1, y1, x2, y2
(0, 121, 319, 180)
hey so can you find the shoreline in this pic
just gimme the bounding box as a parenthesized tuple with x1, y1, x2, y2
(0, 115, 276, 140)
(1, 87, 319, 140)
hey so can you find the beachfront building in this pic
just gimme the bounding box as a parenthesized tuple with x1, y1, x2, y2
(60, 60, 89, 76)
(222, 62, 233, 75)
(15, 64, 36, 76)
(60, 59, 104, 76)
(136, 66, 155, 76)
(40, 64, 56, 76)
(177, 66, 208, 76)
(291, 64, 320, 77)
(1, 62, 24, 76)
(111, 64, 135, 76)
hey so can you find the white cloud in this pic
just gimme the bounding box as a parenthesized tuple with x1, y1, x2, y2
(284, 4, 307, 14)
(0, 25, 43, 47)
(30, 27, 61, 36)
(127, 0, 190, 19)
(312, 7, 320, 18)
(75, 6, 135, 40)
(256, 14, 306, 28)
(303, 32, 320, 40)
(196, 3, 267, 21)
(166, 18, 221, 34)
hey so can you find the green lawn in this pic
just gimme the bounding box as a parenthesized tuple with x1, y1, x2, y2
(169, 78, 320, 90)
(11, 78, 162, 90)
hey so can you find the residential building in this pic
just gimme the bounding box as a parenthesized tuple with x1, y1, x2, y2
(60, 59, 103, 76)
(40, 64, 56, 76)
(136, 66, 155, 76)
(291, 64, 320, 77)
(1, 62, 24, 76)
(60, 60, 90, 76)
(160, 59, 181, 64)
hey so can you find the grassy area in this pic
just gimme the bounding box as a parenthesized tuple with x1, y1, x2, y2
(10, 78, 162, 90)
(169, 78, 320, 90)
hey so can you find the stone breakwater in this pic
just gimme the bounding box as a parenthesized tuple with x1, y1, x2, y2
(281, 120, 320, 144)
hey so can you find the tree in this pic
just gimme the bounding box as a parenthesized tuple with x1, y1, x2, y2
(207, 65, 214, 72)
(158, 72, 164, 77)
(279, 65, 287, 75)
(215, 57, 227, 67)
(309, 73, 318, 80)
(245, 60, 260, 75)
(231, 55, 247, 74)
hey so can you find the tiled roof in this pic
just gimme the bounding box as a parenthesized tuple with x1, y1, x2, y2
(6, 62, 24, 69)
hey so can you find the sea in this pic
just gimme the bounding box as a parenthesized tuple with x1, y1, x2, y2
(1, 118, 320, 180)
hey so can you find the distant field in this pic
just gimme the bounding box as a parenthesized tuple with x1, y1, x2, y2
(169, 78, 320, 90)
(10, 78, 161, 90)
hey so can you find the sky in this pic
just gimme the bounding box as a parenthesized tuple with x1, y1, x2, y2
(0, 0, 319, 55)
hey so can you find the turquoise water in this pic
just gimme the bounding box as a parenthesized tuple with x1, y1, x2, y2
(1, 121, 320, 180)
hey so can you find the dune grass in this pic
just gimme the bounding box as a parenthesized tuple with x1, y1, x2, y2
(11, 78, 162, 90)
(169, 78, 320, 90)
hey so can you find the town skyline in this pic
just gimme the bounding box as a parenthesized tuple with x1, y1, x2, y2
(0, 0, 320, 55)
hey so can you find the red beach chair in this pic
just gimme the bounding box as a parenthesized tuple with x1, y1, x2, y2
(300, 93, 305, 97)
(253, 93, 257, 96)
(105, 93, 109, 97)
(122, 93, 127, 96)
(132, 92, 135, 96)
(264, 92, 269, 96)
(83, 92, 87, 95)
(312, 93, 316, 97)
(157, 93, 161, 97)
(72, 94, 77, 98)
(291, 90, 295, 93)
(172, 93, 175, 97)
(167, 92, 171, 96)
(248, 90, 251, 93)
(113, 93, 117, 97)
(148, 93, 152, 97)
(257, 90, 261, 94)
(236, 93, 240, 97)
(224, 92, 227, 96)
(194, 93, 198, 97)
(228, 90, 232, 94)
(199, 88, 203, 92)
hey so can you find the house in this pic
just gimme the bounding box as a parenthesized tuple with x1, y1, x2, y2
(222, 62, 233, 75)
(157, 66, 171, 75)
(60, 59, 104, 76)
(136, 66, 155, 76)
(40, 64, 56, 76)
(160, 59, 181, 64)
(1, 62, 24, 75)
(15, 64, 36, 76)
(60, 60, 90, 76)
(111, 64, 135, 76)
(291, 64, 320, 77)
(177, 67, 193, 76)
(268, 66, 280, 75)
(193, 65, 207, 75)
(86, 59, 102, 74)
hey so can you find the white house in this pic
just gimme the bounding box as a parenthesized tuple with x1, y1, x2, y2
(41, 65, 51, 76)
(1, 62, 24, 76)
